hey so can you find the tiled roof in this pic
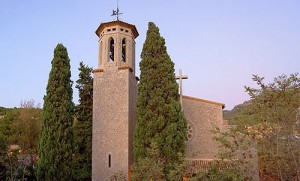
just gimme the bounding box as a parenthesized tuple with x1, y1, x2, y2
(95, 20, 139, 38)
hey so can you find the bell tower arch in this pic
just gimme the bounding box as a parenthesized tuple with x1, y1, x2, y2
(95, 21, 138, 72)
(92, 20, 139, 180)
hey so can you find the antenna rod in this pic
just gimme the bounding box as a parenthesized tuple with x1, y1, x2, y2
(111, 0, 122, 20)
(117, 0, 119, 20)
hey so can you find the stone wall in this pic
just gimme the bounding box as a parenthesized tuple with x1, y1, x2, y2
(182, 95, 224, 159)
(92, 67, 136, 181)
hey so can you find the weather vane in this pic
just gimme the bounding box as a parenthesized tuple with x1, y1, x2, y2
(111, 0, 122, 20)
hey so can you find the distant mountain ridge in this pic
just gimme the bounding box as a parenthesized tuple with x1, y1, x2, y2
(223, 100, 251, 124)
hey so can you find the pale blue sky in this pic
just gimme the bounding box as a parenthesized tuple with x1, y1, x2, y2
(0, 0, 299, 110)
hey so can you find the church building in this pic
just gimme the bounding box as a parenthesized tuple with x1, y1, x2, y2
(92, 19, 228, 180)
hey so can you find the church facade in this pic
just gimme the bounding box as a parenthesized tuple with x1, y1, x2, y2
(92, 20, 227, 180)
(183, 95, 228, 173)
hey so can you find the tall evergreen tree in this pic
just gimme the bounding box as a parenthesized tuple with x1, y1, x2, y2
(73, 62, 93, 180)
(37, 44, 74, 180)
(134, 22, 187, 177)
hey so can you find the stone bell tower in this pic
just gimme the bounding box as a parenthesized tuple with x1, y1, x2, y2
(92, 20, 139, 180)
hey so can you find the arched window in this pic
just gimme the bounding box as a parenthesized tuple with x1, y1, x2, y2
(99, 41, 102, 65)
(109, 38, 114, 62)
(122, 38, 126, 62)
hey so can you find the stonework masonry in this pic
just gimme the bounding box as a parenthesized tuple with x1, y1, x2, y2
(92, 21, 138, 181)
(92, 67, 137, 180)
(182, 95, 225, 159)
(92, 20, 227, 180)
(91, 20, 258, 181)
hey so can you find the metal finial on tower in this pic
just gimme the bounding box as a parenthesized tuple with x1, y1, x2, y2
(111, 0, 122, 20)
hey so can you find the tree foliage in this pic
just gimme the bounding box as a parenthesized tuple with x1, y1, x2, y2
(8, 100, 41, 165)
(0, 108, 18, 180)
(215, 73, 300, 180)
(213, 125, 258, 180)
(133, 22, 187, 178)
(73, 62, 93, 180)
(37, 44, 74, 180)
(242, 73, 300, 180)
(0, 101, 41, 180)
(132, 142, 165, 180)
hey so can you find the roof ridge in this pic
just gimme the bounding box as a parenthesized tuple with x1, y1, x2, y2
(182, 95, 225, 109)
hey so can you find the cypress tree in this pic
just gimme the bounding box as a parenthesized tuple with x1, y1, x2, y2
(37, 44, 74, 180)
(134, 22, 187, 176)
(73, 62, 93, 180)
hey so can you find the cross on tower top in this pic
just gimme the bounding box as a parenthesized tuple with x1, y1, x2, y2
(176, 69, 188, 105)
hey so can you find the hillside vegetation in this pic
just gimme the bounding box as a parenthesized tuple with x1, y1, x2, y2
(0, 102, 41, 180)
(223, 101, 250, 124)
(0, 107, 7, 116)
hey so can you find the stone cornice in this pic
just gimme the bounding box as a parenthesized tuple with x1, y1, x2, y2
(92, 68, 104, 73)
(95, 20, 139, 38)
(118, 66, 133, 72)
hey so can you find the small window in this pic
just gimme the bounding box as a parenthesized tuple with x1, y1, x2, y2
(107, 29, 111, 32)
(125, 30, 129, 33)
(120, 28, 124, 31)
(112, 28, 116, 31)
(109, 154, 111, 168)
(109, 38, 114, 62)
(122, 38, 126, 62)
